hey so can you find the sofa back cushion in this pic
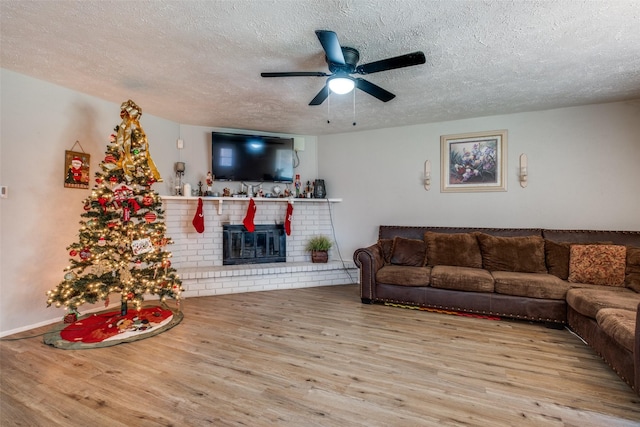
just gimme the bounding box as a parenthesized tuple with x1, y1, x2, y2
(626, 246, 640, 291)
(545, 240, 571, 280)
(389, 237, 427, 267)
(424, 231, 482, 268)
(377, 239, 394, 264)
(477, 233, 547, 273)
(568, 244, 626, 286)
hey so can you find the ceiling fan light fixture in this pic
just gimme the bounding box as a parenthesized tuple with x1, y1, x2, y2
(328, 76, 355, 94)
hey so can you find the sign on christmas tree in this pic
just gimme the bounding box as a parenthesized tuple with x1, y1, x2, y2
(47, 100, 182, 319)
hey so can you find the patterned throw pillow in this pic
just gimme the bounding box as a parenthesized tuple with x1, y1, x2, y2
(568, 245, 627, 286)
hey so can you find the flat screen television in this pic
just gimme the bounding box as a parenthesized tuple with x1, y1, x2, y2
(211, 131, 294, 183)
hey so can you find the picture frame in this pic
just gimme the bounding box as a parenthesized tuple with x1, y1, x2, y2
(64, 150, 90, 189)
(440, 130, 507, 193)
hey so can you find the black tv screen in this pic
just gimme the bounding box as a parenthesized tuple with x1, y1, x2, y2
(211, 132, 294, 183)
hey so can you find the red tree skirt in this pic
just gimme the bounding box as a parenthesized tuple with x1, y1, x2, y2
(43, 305, 183, 349)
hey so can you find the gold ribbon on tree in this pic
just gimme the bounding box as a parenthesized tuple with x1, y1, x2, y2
(116, 100, 162, 182)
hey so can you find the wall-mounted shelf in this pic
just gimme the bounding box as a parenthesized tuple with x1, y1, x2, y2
(161, 196, 342, 214)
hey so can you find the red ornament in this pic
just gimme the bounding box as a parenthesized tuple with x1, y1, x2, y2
(147, 178, 156, 186)
(107, 222, 117, 228)
(142, 195, 154, 206)
(64, 313, 78, 324)
(69, 249, 78, 257)
(123, 207, 130, 222)
(104, 155, 116, 163)
(98, 197, 109, 212)
(127, 292, 134, 300)
(96, 178, 103, 184)
(144, 212, 157, 223)
(83, 202, 91, 211)
(109, 176, 118, 183)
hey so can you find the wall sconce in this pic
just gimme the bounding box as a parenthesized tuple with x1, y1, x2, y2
(175, 162, 185, 195)
(519, 154, 528, 188)
(424, 160, 431, 191)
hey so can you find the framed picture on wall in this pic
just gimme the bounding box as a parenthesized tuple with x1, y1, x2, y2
(64, 150, 90, 189)
(440, 130, 507, 193)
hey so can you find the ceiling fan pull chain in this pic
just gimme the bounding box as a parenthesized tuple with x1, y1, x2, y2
(327, 91, 331, 124)
(352, 89, 357, 126)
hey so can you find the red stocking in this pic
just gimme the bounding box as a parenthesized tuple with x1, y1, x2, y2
(284, 202, 293, 235)
(192, 198, 205, 233)
(243, 198, 256, 232)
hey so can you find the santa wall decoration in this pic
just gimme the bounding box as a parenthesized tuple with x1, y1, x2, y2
(64, 146, 90, 189)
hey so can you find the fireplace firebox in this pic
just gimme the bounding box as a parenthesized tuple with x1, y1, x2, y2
(222, 224, 286, 265)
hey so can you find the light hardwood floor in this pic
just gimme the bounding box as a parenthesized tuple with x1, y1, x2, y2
(1, 284, 639, 426)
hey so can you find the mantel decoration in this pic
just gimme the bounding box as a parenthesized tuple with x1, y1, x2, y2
(64, 141, 90, 189)
(45, 100, 183, 348)
(306, 235, 332, 263)
(440, 130, 507, 193)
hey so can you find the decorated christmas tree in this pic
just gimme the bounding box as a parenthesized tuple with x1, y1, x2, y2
(47, 100, 182, 319)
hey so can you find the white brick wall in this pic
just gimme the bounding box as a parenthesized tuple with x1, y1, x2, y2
(162, 197, 358, 297)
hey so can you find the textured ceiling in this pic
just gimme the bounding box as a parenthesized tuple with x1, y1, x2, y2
(2, 0, 639, 135)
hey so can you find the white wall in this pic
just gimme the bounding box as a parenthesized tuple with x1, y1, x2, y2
(0, 69, 180, 334)
(318, 100, 640, 258)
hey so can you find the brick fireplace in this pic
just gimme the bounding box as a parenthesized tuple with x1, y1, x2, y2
(162, 196, 358, 298)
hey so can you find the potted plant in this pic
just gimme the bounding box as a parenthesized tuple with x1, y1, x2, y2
(306, 235, 332, 263)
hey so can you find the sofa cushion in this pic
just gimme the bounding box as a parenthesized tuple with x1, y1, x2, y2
(566, 287, 640, 319)
(424, 231, 482, 268)
(544, 240, 571, 280)
(625, 245, 640, 290)
(477, 233, 547, 273)
(595, 308, 637, 353)
(492, 271, 570, 300)
(376, 265, 431, 286)
(430, 265, 494, 293)
(378, 239, 394, 264)
(568, 245, 626, 286)
(389, 237, 427, 267)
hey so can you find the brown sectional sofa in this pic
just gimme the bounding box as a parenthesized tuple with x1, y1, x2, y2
(353, 226, 640, 394)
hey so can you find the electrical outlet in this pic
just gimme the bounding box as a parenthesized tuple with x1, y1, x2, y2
(1, 186, 8, 199)
(177, 139, 184, 149)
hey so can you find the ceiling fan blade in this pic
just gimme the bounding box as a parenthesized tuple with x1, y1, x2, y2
(315, 30, 345, 65)
(355, 78, 396, 102)
(309, 84, 329, 106)
(355, 51, 426, 75)
(261, 71, 328, 77)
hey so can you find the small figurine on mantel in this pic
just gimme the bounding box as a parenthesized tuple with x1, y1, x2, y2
(197, 181, 203, 197)
(206, 171, 214, 195)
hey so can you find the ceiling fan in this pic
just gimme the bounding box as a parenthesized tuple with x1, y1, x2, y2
(261, 30, 426, 106)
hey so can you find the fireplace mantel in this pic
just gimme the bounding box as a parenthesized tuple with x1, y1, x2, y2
(162, 196, 342, 214)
